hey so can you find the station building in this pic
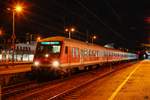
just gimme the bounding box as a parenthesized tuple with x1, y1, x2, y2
(0, 41, 36, 62)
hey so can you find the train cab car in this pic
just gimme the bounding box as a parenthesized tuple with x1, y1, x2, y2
(32, 36, 138, 77)
(32, 37, 63, 73)
(33, 41, 61, 67)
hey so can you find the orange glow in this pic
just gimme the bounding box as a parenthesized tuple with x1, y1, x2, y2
(37, 37, 41, 41)
(12, 2, 27, 15)
(71, 28, 75, 32)
(65, 28, 75, 32)
(65, 28, 69, 32)
(15, 5, 23, 12)
(145, 17, 150, 23)
(0, 30, 2, 35)
(93, 35, 96, 39)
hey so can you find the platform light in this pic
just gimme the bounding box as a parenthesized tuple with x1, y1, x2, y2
(65, 28, 69, 32)
(65, 27, 75, 39)
(14, 5, 23, 12)
(93, 35, 96, 39)
(37, 36, 41, 41)
(92, 35, 97, 44)
(71, 28, 75, 32)
(10, 3, 25, 63)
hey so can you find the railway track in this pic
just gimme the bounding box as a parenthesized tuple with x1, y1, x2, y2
(2, 81, 37, 97)
(2, 72, 92, 99)
(2, 61, 137, 100)
(48, 69, 116, 100)
(28, 62, 137, 100)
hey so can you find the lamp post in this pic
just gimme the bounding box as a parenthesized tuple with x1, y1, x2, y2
(92, 35, 96, 44)
(65, 27, 75, 39)
(11, 4, 23, 63)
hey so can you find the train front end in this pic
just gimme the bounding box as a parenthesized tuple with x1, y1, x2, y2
(32, 41, 62, 75)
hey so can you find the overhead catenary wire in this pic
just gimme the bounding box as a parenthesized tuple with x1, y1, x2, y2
(52, 0, 115, 43)
(26, 1, 102, 41)
(21, 1, 127, 44)
(73, 0, 129, 43)
(103, 0, 122, 24)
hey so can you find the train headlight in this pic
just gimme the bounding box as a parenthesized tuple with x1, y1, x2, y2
(52, 60, 60, 68)
(34, 61, 40, 66)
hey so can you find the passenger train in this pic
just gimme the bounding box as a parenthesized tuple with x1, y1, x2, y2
(32, 36, 138, 76)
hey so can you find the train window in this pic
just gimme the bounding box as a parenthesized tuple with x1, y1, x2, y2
(84, 49, 88, 56)
(87, 49, 90, 56)
(72, 48, 75, 58)
(65, 46, 68, 54)
(98, 51, 100, 57)
(96, 51, 98, 57)
(17, 46, 19, 50)
(26, 47, 28, 51)
(53, 46, 61, 53)
(36, 42, 61, 57)
(107, 52, 109, 56)
(81, 49, 84, 57)
(91, 50, 93, 56)
(23, 47, 26, 51)
(99, 51, 103, 57)
(89, 50, 91, 56)
(109, 52, 111, 56)
(29, 47, 31, 51)
(104, 51, 107, 56)
(92, 50, 95, 56)
(91, 50, 94, 56)
(76, 48, 79, 57)
(20, 47, 22, 50)
(95, 51, 97, 57)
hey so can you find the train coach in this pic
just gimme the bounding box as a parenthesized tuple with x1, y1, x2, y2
(31, 36, 138, 76)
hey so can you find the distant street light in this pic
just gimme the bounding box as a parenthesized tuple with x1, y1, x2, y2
(0, 29, 2, 36)
(65, 27, 75, 39)
(92, 35, 97, 44)
(37, 36, 41, 42)
(10, 4, 24, 63)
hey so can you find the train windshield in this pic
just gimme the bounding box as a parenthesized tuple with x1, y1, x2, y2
(35, 41, 61, 57)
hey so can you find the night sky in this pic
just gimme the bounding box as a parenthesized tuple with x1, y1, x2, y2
(0, 0, 147, 50)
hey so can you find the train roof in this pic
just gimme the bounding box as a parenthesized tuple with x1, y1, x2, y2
(39, 36, 104, 48)
(39, 36, 133, 54)
(39, 36, 65, 42)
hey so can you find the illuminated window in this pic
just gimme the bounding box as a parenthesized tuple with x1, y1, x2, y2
(53, 46, 61, 53)
(76, 48, 79, 57)
(72, 48, 74, 57)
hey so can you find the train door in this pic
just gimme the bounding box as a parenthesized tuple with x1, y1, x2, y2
(71, 47, 80, 63)
(71, 47, 75, 63)
(64, 46, 70, 65)
(80, 49, 84, 64)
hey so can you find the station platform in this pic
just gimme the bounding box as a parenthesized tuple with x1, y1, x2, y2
(0, 62, 32, 75)
(0, 61, 32, 66)
(73, 60, 150, 100)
